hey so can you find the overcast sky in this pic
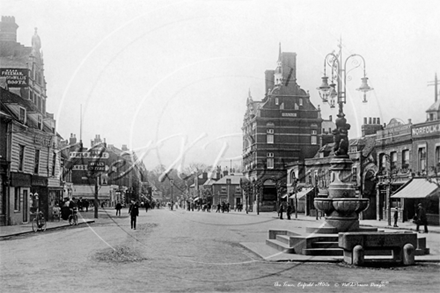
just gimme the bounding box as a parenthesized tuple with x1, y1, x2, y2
(2, 0, 439, 171)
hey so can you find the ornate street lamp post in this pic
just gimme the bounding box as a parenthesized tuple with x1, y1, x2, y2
(317, 40, 373, 119)
(314, 40, 374, 233)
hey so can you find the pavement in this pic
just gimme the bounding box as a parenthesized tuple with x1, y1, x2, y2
(0, 210, 99, 239)
(1, 208, 439, 264)
(239, 211, 440, 263)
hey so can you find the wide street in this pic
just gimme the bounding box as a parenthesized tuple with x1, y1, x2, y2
(1, 207, 439, 293)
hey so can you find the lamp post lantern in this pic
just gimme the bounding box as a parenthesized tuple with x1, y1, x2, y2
(313, 40, 374, 233)
(317, 39, 373, 128)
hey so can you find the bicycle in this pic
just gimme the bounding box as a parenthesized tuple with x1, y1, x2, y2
(32, 210, 47, 232)
(68, 208, 78, 225)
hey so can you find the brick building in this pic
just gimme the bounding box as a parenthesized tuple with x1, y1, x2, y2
(384, 90, 440, 225)
(242, 45, 322, 212)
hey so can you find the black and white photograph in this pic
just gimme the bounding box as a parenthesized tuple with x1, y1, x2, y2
(1, 0, 439, 292)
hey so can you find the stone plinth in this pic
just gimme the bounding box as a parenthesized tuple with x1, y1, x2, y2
(339, 232, 417, 265)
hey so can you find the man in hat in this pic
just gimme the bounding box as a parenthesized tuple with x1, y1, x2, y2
(393, 207, 399, 227)
(415, 203, 428, 233)
(128, 200, 139, 230)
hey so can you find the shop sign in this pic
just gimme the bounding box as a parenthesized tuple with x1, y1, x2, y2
(381, 124, 411, 137)
(88, 161, 106, 172)
(412, 123, 440, 136)
(0, 68, 29, 87)
(31, 175, 48, 186)
(10, 172, 31, 187)
(69, 151, 109, 159)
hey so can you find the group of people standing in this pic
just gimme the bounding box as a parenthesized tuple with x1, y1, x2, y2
(278, 203, 294, 220)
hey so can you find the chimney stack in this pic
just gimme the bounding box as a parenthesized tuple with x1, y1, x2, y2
(0, 16, 18, 42)
(362, 117, 383, 136)
(69, 133, 77, 145)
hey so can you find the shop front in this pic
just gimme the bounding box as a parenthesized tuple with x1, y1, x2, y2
(31, 175, 48, 221)
(391, 177, 439, 225)
(9, 172, 31, 225)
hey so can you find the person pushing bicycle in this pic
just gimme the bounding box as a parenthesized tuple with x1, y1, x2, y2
(69, 197, 78, 225)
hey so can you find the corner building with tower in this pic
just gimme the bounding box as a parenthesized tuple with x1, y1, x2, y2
(242, 45, 322, 212)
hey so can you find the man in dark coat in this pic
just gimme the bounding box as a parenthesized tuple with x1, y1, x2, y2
(393, 207, 399, 227)
(115, 202, 122, 216)
(278, 203, 284, 220)
(286, 203, 292, 220)
(415, 203, 428, 233)
(128, 200, 139, 230)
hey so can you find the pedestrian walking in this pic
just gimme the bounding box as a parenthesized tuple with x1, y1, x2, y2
(278, 203, 284, 220)
(128, 200, 139, 230)
(145, 200, 150, 213)
(286, 203, 292, 220)
(115, 202, 122, 216)
(83, 200, 89, 212)
(77, 197, 83, 212)
(393, 207, 399, 227)
(415, 203, 428, 233)
(216, 203, 221, 213)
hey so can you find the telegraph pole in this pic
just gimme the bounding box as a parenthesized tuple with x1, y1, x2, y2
(94, 174, 99, 219)
(427, 73, 439, 102)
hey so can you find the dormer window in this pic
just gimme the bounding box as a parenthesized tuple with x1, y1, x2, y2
(299, 98, 303, 106)
(19, 107, 26, 123)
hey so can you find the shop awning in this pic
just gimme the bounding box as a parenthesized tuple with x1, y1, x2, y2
(391, 178, 439, 199)
(290, 187, 315, 200)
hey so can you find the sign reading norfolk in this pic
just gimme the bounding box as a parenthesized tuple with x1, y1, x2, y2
(412, 123, 440, 136)
(0, 68, 29, 87)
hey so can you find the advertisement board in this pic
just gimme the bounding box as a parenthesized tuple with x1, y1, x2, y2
(0, 68, 29, 87)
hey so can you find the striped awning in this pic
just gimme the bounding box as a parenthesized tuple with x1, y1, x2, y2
(391, 178, 439, 199)
(290, 187, 315, 199)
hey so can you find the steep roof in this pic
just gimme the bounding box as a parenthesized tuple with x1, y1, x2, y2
(426, 99, 440, 112)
